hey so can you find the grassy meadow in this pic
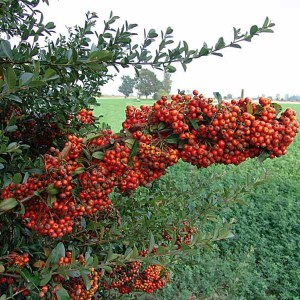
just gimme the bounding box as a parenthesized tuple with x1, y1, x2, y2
(94, 97, 157, 132)
(94, 97, 300, 299)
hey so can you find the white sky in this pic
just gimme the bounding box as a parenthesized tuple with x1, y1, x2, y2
(40, 0, 300, 98)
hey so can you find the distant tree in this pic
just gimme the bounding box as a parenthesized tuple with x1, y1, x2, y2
(118, 75, 135, 98)
(153, 89, 170, 100)
(162, 72, 172, 93)
(227, 93, 233, 99)
(135, 69, 162, 99)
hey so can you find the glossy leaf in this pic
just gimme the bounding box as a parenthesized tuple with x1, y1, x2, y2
(0, 198, 18, 211)
(250, 25, 259, 35)
(0, 40, 12, 60)
(92, 151, 104, 160)
(19, 72, 34, 86)
(48, 242, 65, 264)
(88, 50, 112, 62)
(55, 286, 70, 300)
(213, 92, 222, 104)
(5, 67, 17, 89)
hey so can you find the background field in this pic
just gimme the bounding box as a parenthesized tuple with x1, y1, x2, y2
(94, 98, 300, 299)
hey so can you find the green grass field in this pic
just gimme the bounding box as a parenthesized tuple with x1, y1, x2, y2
(94, 97, 157, 131)
(93, 98, 300, 299)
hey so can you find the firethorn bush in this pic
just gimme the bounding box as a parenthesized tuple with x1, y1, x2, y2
(0, 1, 297, 299)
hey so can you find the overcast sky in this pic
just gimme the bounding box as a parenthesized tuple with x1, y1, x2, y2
(40, 0, 300, 98)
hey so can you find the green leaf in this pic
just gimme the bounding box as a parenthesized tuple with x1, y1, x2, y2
(131, 245, 139, 259)
(5, 125, 18, 132)
(183, 41, 189, 55)
(48, 242, 65, 264)
(57, 266, 69, 280)
(166, 26, 173, 35)
(45, 22, 55, 29)
(0, 40, 12, 60)
(250, 25, 259, 35)
(88, 50, 112, 62)
(213, 92, 222, 104)
(148, 29, 158, 38)
(165, 65, 176, 73)
(4, 67, 17, 89)
(101, 265, 112, 273)
(148, 232, 155, 254)
(183, 57, 192, 64)
(0, 198, 18, 211)
(124, 247, 134, 260)
(12, 173, 22, 184)
(263, 16, 269, 28)
(44, 68, 58, 80)
(157, 122, 165, 131)
(215, 37, 225, 50)
(55, 285, 70, 300)
(81, 270, 91, 290)
(199, 46, 209, 56)
(0, 295, 7, 300)
(262, 28, 274, 33)
(46, 183, 59, 195)
(28, 80, 46, 88)
(73, 167, 85, 174)
(0, 264, 5, 273)
(165, 133, 179, 144)
(128, 140, 138, 160)
(230, 43, 242, 49)
(255, 104, 262, 115)
(92, 151, 104, 160)
(0, 157, 7, 163)
(212, 52, 223, 57)
(33, 60, 40, 77)
(47, 194, 57, 206)
(272, 103, 282, 116)
(17, 202, 25, 215)
(67, 270, 81, 277)
(106, 253, 120, 262)
(257, 150, 269, 162)
(19, 73, 34, 86)
(39, 273, 52, 286)
(190, 119, 198, 130)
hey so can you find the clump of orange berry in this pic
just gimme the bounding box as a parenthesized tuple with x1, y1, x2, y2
(76, 108, 95, 124)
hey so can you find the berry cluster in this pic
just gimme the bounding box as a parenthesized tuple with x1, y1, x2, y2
(101, 261, 169, 294)
(1, 93, 299, 239)
(62, 268, 99, 300)
(124, 93, 299, 168)
(1, 104, 22, 125)
(7, 252, 29, 268)
(76, 108, 95, 124)
(0, 276, 30, 297)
